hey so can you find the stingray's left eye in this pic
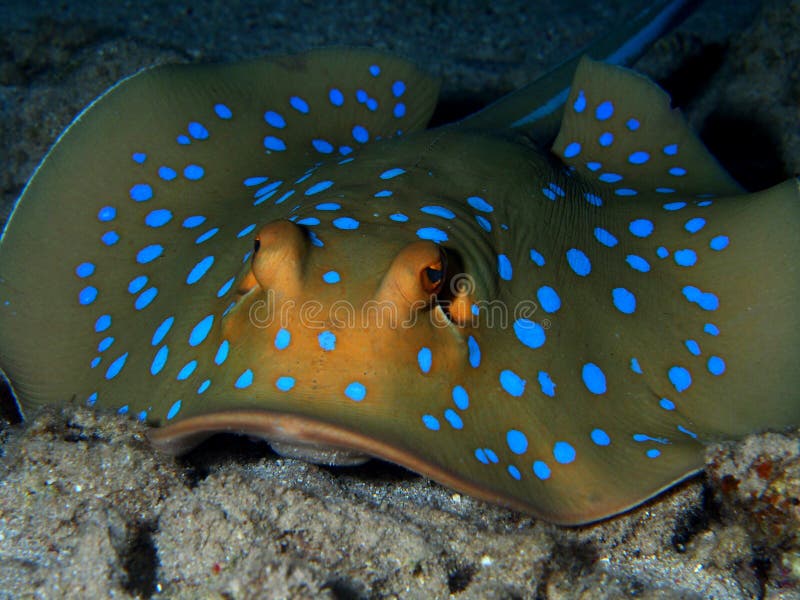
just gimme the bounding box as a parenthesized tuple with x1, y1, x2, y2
(253, 237, 261, 253)
(420, 252, 446, 295)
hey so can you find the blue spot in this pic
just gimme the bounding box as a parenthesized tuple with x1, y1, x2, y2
(533, 461, 551, 480)
(158, 166, 177, 181)
(626, 254, 650, 272)
(195, 228, 219, 244)
(182, 215, 206, 228)
(214, 103, 232, 119)
(95, 314, 111, 333)
(329, 88, 344, 106)
(628, 151, 649, 164)
(422, 415, 440, 431)
(137, 244, 163, 264)
(380, 168, 405, 180)
(656, 246, 669, 259)
(418, 347, 432, 373)
(145, 209, 172, 228)
(264, 110, 286, 128)
(444, 409, 463, 430)
(530, 249, 545, 266)
(97, 206, 116, 222)
(615, 188, 638, 197)
(215, 340, 230, 365)
(542, 188, 557, 201)
(79, 286, 98, 305)
(573, 90, 586, 112)
(98, 336, 114, 352)
(537, 371, 556, 397)
(514, 318, 546, 349)
(626, 118, 640, 130)
(416, 227, 448, 243)
(166, 400, 182, 420)
(370, 64, 381, 76)
(669, 167, 687, 176)
(659, 398, 676, 411)
(102, 231, 120, 246)
(467, 196, 493, 212)
(508, 466, 521, 480)
(612, 287, 636, 314)
(189, 314, 214, 347)
(272, 328, 291, 350)
(308, 231, 323, 247)
(595, 100, 614, 120)
(187, 256, 214, 284)
(389, 213, 408, 222)
(668, 366, 692, 392)
(315, 203, 340, 211)
(152, 316, 174, 346)
(678, 425, 698, 439)
(356, 89, 368, 103)
(500, 370, 526, 397)
(685, 218, 706, 233)
(296, 217, 320, 226)
(235, 369, 254, 389)
(629, 219, 654, 237)
(375, 190, 393, 198)
(710, 236, 729, 251)
(657, 187, 676, 194)
(117, 405, 129, 415)
(553, 441, 576, 464)
(217, 277, 235, 298)
(420, 206, 455, 219)
(586, 161, 602, 171)
(566, 248, 591, 276)
(345, 382, 366, 401)
(318, 330, 336, 351)
(631, 358, 643, 374)
(599, 172, 623, 184)
(177, 135, 190, 145)
(663, 144, 678, 155)
(184, 164, 204, 180)
(188, 122, 209, 140)
(333, 217, 360, 230)
(647, 449, 661, 459)
(87, 392, 98, 405)
(682, 285, 719, 311)
(198, 380, 211, 394)
(236, 224, 256, 239)
(90, 357, 101, 369)
(685, 339, 701, 356)
(393, 103, 406, 118)
(129, 184, 153, 202)
(599, 132, 614, 147)
(475, 215, 492, 231)
(264, 136, 286, 151)
(352, 125, 369, 143)
(564, 142, 581, 158)
(674, 249, 697, 267)
(368, 98, 379, 111)
(105, 352, 128, 380)
(708, 356, 726, 376)
(132, 152, 146, 163)
(75, 262, 95, 278)
(585, 193, 603, 207)
(135, 287, 158, 310)
(591, 429, 611, 446)
(497, 254, 512, 280)
(452, 386, 469, 410)
(305, 180, 334, 196)
(536, 286, 561, 313)
(475, 449, 488, 464)
(582, 363, 607, 394)
(177, 360, 198, 380)
(663, 201, 686, 211)
(392, 80, 406, 97)
(322, 270, 341, 284)
(312, 139, 334, 154)
(704, 323, 720, 336)
(339, 147, 353, 157)
(275, 376, 295, 391)
(467, 335, 480, 368)
(289, 96, 309, 114)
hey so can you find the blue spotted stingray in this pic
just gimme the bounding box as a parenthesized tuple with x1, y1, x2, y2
(1, 0, 798, 524)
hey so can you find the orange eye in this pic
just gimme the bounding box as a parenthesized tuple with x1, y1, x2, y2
(421, 257, 445, 295)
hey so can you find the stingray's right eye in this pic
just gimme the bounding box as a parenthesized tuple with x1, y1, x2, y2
(253, 237, 261, 253)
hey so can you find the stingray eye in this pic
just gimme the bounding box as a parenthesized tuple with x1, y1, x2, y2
(253, 237, 261, 253)
(421, 253, 445, 295)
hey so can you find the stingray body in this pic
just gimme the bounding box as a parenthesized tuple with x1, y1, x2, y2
(1, 2, 798, 524)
